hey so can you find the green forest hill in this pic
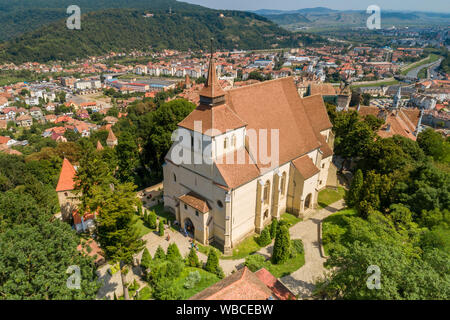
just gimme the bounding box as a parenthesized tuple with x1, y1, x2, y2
(0, 1, 323, 63)
(0, 0, 202, 41)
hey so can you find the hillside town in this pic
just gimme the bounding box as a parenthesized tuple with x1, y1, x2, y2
(1, 44, 449, 157)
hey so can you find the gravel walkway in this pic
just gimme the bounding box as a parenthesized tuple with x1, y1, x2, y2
(279, 200, 345, 299)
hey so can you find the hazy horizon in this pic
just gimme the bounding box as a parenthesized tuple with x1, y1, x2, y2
(182, 0, 450, 14)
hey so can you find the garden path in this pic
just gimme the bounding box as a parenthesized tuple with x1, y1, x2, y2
(279, 200, 345, 299)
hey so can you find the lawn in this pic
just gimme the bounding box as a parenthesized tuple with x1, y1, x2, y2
(134, 217, 152, 237)
(351, 80, 399, 89)
(318, 187, 345, 208)
(150, 203, 176, 225)
(245, 239, 305, 278)
(267, 252, 305, 278)
(136, 286, 152, 300)
(281, 212, 302, 227)
(223, 235, 262, 260)
(172, 267, 220, 299)
(322, 208, 357, 256)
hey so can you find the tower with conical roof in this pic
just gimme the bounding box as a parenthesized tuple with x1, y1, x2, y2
(96, 140, 104, 151)
(106, 128, 118, 147)
(56, 158, 79, 222)
(199, 39, 226, 107)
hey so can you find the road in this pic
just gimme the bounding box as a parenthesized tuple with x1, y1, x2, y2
(407, 58, 442, 79)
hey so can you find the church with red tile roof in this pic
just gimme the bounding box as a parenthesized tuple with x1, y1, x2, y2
(163, 51, 335, 254)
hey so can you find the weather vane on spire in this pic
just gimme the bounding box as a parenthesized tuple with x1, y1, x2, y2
(210, 37, 214, 59)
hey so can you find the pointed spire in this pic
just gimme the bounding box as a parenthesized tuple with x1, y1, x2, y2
(56, 158, 77, 192)
(96, 140, 104, 151)
(199, 38, 225, 106)
(106, 128, 118, 147)
(185, 74, 191, 89)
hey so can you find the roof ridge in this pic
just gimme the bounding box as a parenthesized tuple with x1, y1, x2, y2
(228, 76, 293, 93)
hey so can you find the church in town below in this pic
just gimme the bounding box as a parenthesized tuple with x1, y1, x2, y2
(163, 53, 335, 254)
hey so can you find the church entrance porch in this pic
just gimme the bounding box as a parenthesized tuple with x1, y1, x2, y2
(184, 218, 195, 238)
(304, 193, 312, 209)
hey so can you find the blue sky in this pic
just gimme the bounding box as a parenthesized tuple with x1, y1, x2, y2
(182, 0, 450, 13)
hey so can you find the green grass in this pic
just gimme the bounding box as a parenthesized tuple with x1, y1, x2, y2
(172, 267, 220, 299)
(134, 216, 152, 237)
(322, 209, 357, 256)
(281, 212, 302, 227)
(246, 239, 305, 278)
(223, 235, 262, 260)
(267, 252, 305, 278)
(418, 68, 427, 79)
(318, 187, 345, 208)
(351, 80, 399, 89)
(136, 286, 152, 300)
(401, 54, 440, 75)
(150, 203, 176, 225)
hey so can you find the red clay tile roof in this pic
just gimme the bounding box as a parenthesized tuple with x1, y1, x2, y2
(77, 239, 105, 265)
(72, 210, 95, 224)
(303, 94, 333, 132)
(179, 192, 211, 213)
(356, 106, 420, 141)
(0, 136, 11, 144)
(199, 56, 225, 99)
(226, 77, 321, 169)
(292, 155, 320, 180)
(55, 158, 77, 192)
(254, 268, 296, 300)
(96, 140, 104, 150)
(178, 103, 246, 136)
(318, 135, 333, 159)
(190, 267, 275, 300)
(309, 83, 337, 96)
(215, 147, 261, 189)
(106, 128, 117, 142)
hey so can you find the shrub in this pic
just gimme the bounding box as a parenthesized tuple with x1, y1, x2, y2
(136, 286, 152, 300)
(148, 258, 184, 286)
(152, 278, 182, 300)
(204, 249, 219, 274)
(167, 243, 182, 261)
(257, 228, 272, 246)
(143, 211, 148, 225)
(186, 247, 201, 267)
(322, 224, 346, 246)
(271, 225, 291, 264)
(140, 248, 152, 273)
(148, 210, 157, 229)
(137, 205, 143, 216)
(270, 219, 278, 239)
(158, 220, 164, 237)
(154, 245, 166, 260)
(183, 271, 201, 289)
(215, 266, 225, 279)
(244, 254, 268, 272)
